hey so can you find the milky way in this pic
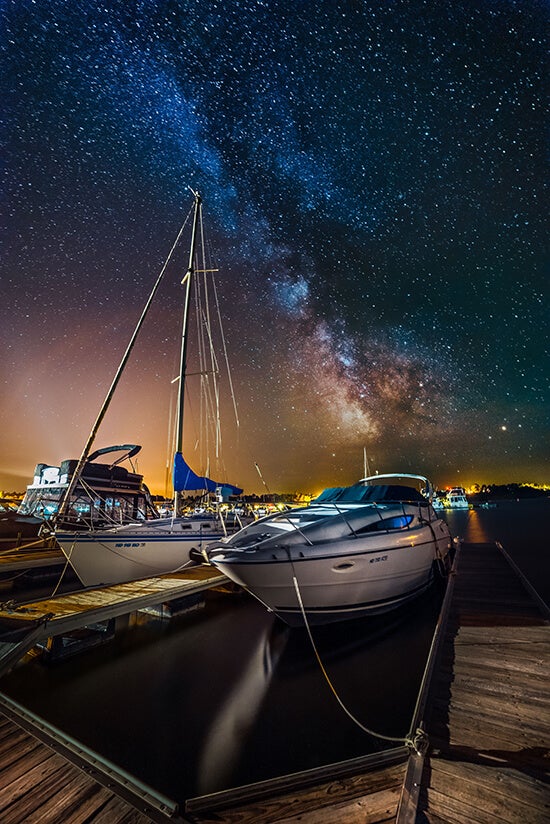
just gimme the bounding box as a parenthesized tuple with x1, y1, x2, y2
(1, 0, 548, 493)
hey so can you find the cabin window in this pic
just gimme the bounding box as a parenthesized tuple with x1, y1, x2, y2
(378, 514, 414, 530)
(355, 514, 414, 534)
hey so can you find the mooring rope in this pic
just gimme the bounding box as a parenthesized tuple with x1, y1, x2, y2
(48, 539, 76, 599)
(291, 573, 425, 753)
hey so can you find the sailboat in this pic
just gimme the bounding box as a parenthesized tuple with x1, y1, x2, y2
(55, 192, 245, 587)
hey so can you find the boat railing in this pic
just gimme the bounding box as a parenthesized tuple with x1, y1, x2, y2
(271, 505, 362, 541)
(313, 498, 438, 532)
(276, 514, 315, 545)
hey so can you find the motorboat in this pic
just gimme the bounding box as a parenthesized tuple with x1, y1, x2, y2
(19, 444, 159, 529)
(0, 497, 43, 548)
(55, 192, 244, 587)
(1, 444, 157, 553)
(446, 487, 469, 509)
(207, 474, 453, 626)
(431, 494, 447, 511)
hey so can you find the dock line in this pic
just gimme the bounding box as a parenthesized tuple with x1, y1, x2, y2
(291, 573, 423, 753)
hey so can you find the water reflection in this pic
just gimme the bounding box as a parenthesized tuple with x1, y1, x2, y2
(444, 499, 550, 605)
(196, 616, 289, 793)
(444, 507, 492, 544)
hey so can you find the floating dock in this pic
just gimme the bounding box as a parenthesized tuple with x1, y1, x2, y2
(0, 566, 228, 675)
(0, 542, 67, 586)
(0, 543, 548, 823)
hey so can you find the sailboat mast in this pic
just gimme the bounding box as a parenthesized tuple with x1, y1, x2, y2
(174, 190, 202, 516)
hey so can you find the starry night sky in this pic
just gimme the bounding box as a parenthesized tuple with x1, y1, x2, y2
(1, 0, 548, 495)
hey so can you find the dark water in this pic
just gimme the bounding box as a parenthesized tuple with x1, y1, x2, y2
(1, 499, 548, 805)
(443, 498, 550, 604)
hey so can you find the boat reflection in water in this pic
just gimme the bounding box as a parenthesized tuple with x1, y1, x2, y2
(196, 613, 289, 793)
(194, 590, 440, 794)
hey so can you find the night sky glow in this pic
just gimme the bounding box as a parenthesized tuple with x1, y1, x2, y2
(1, 0, 548, 495)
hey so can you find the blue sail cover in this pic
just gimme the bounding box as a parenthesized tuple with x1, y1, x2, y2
(173, 452, 243, 495)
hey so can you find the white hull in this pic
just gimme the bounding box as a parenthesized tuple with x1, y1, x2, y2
(446, 487, 469, 509)
(56, 517, 233, 587)
(211, 529, 448, 626)
(208, 474, 453, 626)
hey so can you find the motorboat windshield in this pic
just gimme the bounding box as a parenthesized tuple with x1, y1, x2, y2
(313, 482, 427, 505)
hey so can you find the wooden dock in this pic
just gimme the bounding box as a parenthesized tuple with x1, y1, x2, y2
(0, 542, 67, 593)
(0, 702, 178, 823)
(0, 545, 65, 573)
(0, 544, 548, 823)
(399, 541, 550, 824)
(0, 566, 227, 677)
(184, 750, 409, 823)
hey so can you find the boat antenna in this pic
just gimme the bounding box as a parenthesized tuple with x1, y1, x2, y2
(56, 205, 194, 523)
(173, 190, 202, 517)
(363, 447, 371, 479)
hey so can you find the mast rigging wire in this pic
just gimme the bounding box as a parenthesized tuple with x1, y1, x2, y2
(57, 204, 195, 521)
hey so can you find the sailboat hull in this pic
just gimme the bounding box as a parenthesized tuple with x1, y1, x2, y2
(56, 518, 231, 587)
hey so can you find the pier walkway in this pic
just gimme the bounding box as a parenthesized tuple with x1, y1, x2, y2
(399, 541, 550, 824)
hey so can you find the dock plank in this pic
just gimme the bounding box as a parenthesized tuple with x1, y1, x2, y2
(416, 541, 550, 824)
(422, 759, 549, 824)
(0, 740, 51, 783)
(23, 773, 115, 824)
(0, 713, 163, 823)
(186, 760, 407, 823)
(0, 755, 68, 817)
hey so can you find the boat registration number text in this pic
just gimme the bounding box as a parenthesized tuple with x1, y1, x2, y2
(115, 542, 146, 548)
